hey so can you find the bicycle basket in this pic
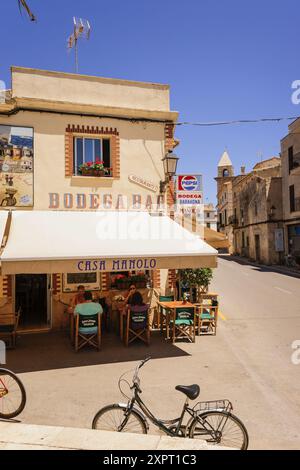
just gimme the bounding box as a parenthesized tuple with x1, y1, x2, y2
(193, 399, 233, 414)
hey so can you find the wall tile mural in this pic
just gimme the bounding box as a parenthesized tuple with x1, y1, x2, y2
(0, 125, 33, 207)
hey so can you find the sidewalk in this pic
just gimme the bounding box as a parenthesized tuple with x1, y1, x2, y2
(220, 254, 300, 279)
(0, 422, 233, 450)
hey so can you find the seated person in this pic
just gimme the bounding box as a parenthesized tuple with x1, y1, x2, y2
(128, 291, 145, 307)
(71, 285, 85, 308)
(74, 291, 103, 334)
(124, 284, 137, 305)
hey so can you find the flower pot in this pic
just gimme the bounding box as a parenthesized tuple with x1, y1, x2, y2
(80, 168, 105, 177)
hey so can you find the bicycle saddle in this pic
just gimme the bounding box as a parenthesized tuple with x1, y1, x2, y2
(175, 384, 200, 400)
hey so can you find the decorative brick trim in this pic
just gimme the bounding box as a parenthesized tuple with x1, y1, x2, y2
(100, 273, 110, 291)
(65, 125, 120, 179)
(65, 132, 74, 177)
(110, 133, 120, 179)
(52, 274, 62, 295)
(164, 123, 175, 152)
(2, 276, 12, 297)
(152, 270, 161, 289)
(167, 269, 176, 289)
(166, 180, 176, 213)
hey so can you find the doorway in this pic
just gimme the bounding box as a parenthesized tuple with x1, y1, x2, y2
(255, 234, 261, 262)
(15, 274, 49, 330)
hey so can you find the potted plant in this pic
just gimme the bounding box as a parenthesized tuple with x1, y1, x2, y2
(179, 268, 213, 302)
(78, 160, 109, 177)
(133, 272, 147, 289)
(115, 274, 127, 290)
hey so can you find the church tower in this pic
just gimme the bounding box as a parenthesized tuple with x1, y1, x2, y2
(216, 150, 234, 193)
(217, 150, 234, 178)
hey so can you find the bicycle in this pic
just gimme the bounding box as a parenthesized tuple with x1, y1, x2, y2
(0, 368, 26, 419)
(92, 357, 249, 450)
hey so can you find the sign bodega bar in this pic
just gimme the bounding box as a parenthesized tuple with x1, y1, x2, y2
(49, 192, 165, 210)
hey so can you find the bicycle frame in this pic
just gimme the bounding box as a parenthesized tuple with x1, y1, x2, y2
(118, 358, 230, 440)
(122, 386, 218, 439)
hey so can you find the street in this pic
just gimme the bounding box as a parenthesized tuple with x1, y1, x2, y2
(5, 256, 300, 450)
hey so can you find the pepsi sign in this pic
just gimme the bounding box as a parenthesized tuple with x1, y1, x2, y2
(177, 175, 202, 192)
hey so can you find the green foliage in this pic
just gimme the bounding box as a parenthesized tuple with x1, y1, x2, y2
(179, 268, 213, 288)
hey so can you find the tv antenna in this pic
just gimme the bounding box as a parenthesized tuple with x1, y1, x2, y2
(18, 0, 36, 21)
(67, 17, 91, 73)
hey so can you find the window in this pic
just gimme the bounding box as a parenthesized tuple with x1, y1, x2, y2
(242, 232, 245, 248)
(288, 146, 294, 173)
(254, 202, 258, 216)
(207, 222, 211, 228)
(206, 212, 210, 218)
(224, 209, 227, 225)
(223, 169, 229, 177)
(63, 272, 100, 292)
(73, 137, 111, 175)
(290, 185, 295, 213)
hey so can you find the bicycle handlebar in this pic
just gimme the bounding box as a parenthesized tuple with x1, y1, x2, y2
(132, 357, 151, 389)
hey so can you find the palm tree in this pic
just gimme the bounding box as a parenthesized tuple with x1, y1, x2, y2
(17, 0, 36, 21)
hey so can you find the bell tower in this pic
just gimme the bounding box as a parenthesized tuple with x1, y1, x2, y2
(217, 150, 234, 178)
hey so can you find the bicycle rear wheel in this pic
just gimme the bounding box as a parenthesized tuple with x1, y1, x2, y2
(189, 411, 249, 450)
(92, 404, 147, 434)
(0, 369, 26, 419)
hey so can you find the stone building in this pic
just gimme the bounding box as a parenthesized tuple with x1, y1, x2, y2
(232, 158, 283, 265)
(280, 117, 300, 263)
(204, 203, 217, 230)
(216, 152, 283, 264)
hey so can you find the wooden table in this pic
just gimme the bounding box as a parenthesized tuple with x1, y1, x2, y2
(199, 292, 218, 301)
(157, 301, 194, 340)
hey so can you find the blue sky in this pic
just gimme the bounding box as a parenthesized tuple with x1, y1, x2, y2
(1, 0, 300, 203)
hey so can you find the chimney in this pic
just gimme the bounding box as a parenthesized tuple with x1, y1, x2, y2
(241, 166, 246, 175)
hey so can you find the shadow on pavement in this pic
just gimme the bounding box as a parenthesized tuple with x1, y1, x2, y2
(218, 255, 300, 279)
(5, 330, 190, 374)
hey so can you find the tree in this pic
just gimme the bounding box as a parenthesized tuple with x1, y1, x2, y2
(17, 0, 36, 21)
(179, 268, 214, 302)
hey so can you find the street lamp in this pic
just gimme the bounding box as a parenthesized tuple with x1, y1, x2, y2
(160, 150, 179, 194)
(269, 205, 276, 219)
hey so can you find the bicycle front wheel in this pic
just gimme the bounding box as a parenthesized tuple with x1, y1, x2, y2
(0, 369, 26, 419)
(92, 404, 147, 434)
(189, 411, 249, 450)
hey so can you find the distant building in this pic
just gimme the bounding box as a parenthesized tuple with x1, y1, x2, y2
(216, 152, 283, 264)
(280, 118, 300, 262)
(215, 150, 236, 253)
(204, 203, 217, 230)
(232, 158, 283, 265)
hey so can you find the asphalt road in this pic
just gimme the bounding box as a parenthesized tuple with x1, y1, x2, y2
(5, 256, 300, 450)
(210, 256, 300, 449)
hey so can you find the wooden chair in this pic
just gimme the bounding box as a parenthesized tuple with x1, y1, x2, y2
(124, 305, 150, 347)
(74, 313, 101, 351)
(157, 295, 174, 334)
(170, 306, 196, 343)
(0, 308, 21, 349)
(196, 301, 218, 336)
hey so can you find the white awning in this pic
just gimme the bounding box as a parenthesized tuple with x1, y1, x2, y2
(0, 211, 217, 274)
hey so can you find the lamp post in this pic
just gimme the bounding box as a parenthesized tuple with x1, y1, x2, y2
(160, 150, 179, 194)
(269, 205, 276, 220)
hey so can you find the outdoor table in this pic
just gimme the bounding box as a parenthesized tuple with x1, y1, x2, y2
(157, 300, 194, 340)
(199, 292, 218, 301)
